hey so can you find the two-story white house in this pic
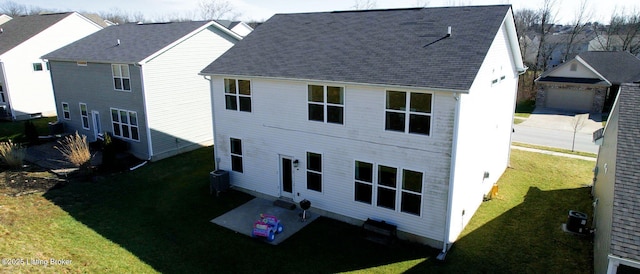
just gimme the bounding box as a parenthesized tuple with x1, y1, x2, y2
(0, 12, 102, 120)
(200, 5, 524, 255)
(44, 21, 242, 161)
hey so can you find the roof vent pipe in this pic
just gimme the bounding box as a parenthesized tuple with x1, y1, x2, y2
(447, 26, 451, 37)
(116, 39, 120, 46)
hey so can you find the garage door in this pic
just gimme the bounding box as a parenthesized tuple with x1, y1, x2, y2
(545, 88, 594, 112)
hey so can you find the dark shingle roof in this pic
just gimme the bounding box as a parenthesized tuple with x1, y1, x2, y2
(0, 12, 74, 55)
(579, 51, 640, 84)
(539, 51, 640, 85)
(43, 21, 215, 63)
(611, 83, 640, 261)
(201, 5, 513, 90)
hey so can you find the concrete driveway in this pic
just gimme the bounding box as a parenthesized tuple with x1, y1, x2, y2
(512, 108, 603, 154)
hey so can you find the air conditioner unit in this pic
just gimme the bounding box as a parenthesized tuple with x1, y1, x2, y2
(566, 210, 588, 233)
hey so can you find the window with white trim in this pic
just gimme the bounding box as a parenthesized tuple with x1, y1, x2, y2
(0, 84, 5, 103)
(401, 169, 423, 215)
(62, 102, 70, 120)
(308, 85, 344, 124)
(32, 63, 43, 71)
(306, 152, 322, 192)
(110, 108, 139, 141)
(385, 91, 432, 135)
(354, 161, 424, 216)
(225, 79, 251, 112)
(79, 103, 89, 129)
(230, 138, 243, 172)
(111, 64, 131, 91)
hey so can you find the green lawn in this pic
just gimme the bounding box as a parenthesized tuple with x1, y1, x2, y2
(0, 116, 57, 142)
(513, 142, 598, 158)
(0, 146, 594, 273)
(0, 116, 593, 273)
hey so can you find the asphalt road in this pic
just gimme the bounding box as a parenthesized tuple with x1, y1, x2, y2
(512, 124, 599, 154)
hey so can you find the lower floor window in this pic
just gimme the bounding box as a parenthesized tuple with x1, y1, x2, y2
(230, 138, 243, 173)
(353, 161, 424, 216)
(306, 152, 322, 192)
(110, 108, 139, 141)
(80, 103, 89, 129)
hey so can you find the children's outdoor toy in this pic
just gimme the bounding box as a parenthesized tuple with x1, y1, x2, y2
(251, 214, 284, 242)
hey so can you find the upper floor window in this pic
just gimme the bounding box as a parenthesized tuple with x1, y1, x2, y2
(110, 108, 139, 141)
(32, 63, 43, 71)
(225, 79, 251, 112)
(308, 85, 344, 124)
(385, 91, 432, 135)
(112, 64, 131, 91)
(0, 84, 5, 103)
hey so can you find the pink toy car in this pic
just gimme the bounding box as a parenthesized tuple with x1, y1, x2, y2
(251, 214, 284, 242)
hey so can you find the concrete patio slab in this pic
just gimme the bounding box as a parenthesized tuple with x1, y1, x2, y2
(211, 198, 319, 245)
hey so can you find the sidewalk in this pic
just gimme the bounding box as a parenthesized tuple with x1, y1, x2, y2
(512, 145, 597, 162)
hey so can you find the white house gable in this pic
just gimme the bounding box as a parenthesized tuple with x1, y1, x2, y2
(546, 60, 603, 79)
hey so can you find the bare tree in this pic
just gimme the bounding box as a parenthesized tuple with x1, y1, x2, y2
(415, 0, 430, 7)
(99, 8, 147, 24)
(199, 0, 239, 20)
(562, 0, 593, 62)
(514, 9, 541, 67)
(533, 0, 558, 80)
(0, 0, 26, 16)
(569, 114, 588, 152)
(445, 0, 469, 6)
(352, 0, 377, 10)
(593, 8, 640, 55)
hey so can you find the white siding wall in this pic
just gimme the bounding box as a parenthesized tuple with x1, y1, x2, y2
(211, 77, 455, 244)
(143, 26, 237, 160)
(0, 13, 101, 119)
(447, 22, 519, 243)
(593, 106, 618, 274)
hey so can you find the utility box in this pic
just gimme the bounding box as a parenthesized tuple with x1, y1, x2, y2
(209, 170, 229, 196)
(566, 210, 588, 233)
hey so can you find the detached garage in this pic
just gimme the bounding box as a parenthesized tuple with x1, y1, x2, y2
(536, 51, 640, 113)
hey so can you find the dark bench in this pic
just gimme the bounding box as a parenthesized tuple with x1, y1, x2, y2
(362, 218, 397, 245)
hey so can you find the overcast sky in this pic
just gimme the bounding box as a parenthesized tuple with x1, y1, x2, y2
(14, 0, 640, 24)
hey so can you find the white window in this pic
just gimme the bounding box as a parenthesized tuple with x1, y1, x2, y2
(32, 63, 43, 71)
(230, 138, 243, 172)
(354, 161, 424, 216)
(79, 103, 89, 129)
(110, 108, 139, 141)
(306, 152, 322, 192)
(111, 64, 131, 91)
(0, 84, 5, 103)
(224, 79, 251, 112)
(385, 91, 432, 135)
(62, 102, 70, 120)
(308, 85, 344, 124)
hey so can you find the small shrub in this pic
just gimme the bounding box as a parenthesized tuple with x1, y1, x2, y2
(56, 132, 91, 168)
(24, 120, 39, 145)
(0, 140, 25, 168)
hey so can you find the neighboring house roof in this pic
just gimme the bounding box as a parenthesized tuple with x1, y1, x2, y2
(537, 51, 640, 85)
(0, 12, 74, 56)
(81, 13, 115, 27)
(610, 82, 640, 262)
(43, 20, 240, 64)
(0, 14, 12, 25)
(201, 5, 520, 91)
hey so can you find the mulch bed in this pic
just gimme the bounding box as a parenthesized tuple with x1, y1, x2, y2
(0, 167, 66, 197)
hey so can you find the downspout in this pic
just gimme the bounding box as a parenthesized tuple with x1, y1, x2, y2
(136, 63, 153, 161)
(438, 92, 462, 261)
(203, 75, 220, 170)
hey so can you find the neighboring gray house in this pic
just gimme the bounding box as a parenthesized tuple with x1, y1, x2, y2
(201, 5, 525, 254)
(44, 21, 242, 161)
(535, 51, 640, 113)
(592, 82, 640, 274)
